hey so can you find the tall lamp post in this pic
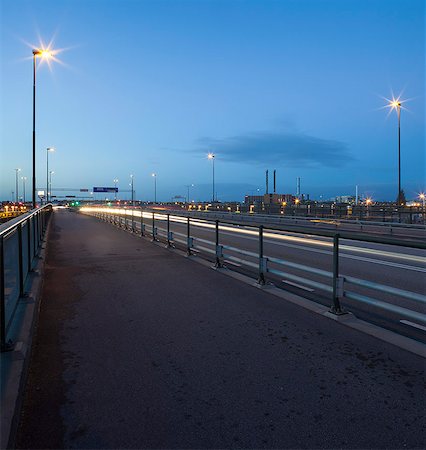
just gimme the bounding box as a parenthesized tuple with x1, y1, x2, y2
(185, 184, 194, 203)
(207, 153, 215, 202)
(113, 178, 119, 201)
(46, 147, 55, 203)
(152, 173, 157, 203)
(32, 48, 53, 208)
(14, 168, 21, 202)
(130, 174, 134, 206)
(49, 171, 54, 201)
(22, 176, 27, 203)
(388, 98, 403, 205)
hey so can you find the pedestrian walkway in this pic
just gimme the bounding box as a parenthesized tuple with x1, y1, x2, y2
(15, 209, 425, 449)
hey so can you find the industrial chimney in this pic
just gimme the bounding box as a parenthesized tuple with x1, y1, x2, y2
(266, 170, 269, 194)
(273, 169, 276, 194)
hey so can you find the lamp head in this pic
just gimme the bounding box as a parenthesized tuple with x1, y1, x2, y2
(33, 48, 52, 59)
(207, 153, 215, 160)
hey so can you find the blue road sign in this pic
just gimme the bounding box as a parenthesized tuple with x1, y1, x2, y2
(93, 187, 118, 193)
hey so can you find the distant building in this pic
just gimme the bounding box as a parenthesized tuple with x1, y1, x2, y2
(244, 193, 295, 205)
(335, 195, 356, 204)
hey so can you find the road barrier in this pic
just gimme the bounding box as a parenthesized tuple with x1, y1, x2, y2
(82, 206, 426, 334)
(0, 205, 52, 351)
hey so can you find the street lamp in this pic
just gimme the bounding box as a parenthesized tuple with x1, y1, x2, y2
(113, 178, 119, 201)
(129, 174, 134, 206)
(21, 176, 27, 203)
(14, 168, 21, 202)
(49, 171, 54, 201)
(46, 147, 55, 203)
(152, 173, 157, 203)
(387, 97, 404, 205)
(32, 47, 53, 208)
(185, 184, 194, 203)
(419, 193, 425, 209)
(207, 153, 215, 202)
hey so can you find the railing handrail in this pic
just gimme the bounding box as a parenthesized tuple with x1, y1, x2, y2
(0, 204, 52, 237)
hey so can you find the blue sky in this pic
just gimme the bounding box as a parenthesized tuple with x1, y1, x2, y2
(1, 0, 424, 202)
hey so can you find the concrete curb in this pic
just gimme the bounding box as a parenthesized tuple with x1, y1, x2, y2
(0, 220, 51, 450)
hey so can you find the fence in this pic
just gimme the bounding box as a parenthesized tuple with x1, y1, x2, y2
(0, 204, 52, 351)
(82, 207, 426, 334)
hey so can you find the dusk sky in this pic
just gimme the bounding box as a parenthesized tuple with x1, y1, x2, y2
(1, 0, 424, 202)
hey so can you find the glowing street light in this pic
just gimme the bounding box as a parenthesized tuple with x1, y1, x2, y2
(113, 178, 119, 200)
(129, 174, 134, 206)
(386, 96, 405, 205)
(207, 153, 215, 202)
(49, 171, 54, 201)
(185, 184, 194, 203)
(46, 147, 55, 203)
(32, 47, 54, 208)
(152, 173, 157, 203)
(419, 193, 425, 209)
(14, 168, 21, 202)
(21, 176, 27, 203)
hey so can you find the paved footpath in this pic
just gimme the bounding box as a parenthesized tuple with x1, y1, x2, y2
(15, 209, 425, 449)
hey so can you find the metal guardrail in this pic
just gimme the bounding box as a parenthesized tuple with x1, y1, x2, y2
(82, 207, 426, 331)
(0, 204, 52, 351)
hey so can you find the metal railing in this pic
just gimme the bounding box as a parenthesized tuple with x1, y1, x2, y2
(0, 204, 52, 351)
(82, 207, 426, 333)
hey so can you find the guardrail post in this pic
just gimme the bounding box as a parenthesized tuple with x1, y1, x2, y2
(258, 225, 266, 285)
(140, 209, 145, 236)
(331, 234, 345, 314)
(215, 220, 223, 268)
(18, 224, 24, 297)
(187, 217, 193, 255)
(166, 214, 174, 247)
(152, 212, 158, 241)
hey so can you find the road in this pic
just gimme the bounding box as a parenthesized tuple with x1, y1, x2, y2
(15, 209, 426, 449)
(91, 208, 426, 343)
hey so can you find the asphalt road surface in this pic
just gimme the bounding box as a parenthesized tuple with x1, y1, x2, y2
(16, 209, 425, 449)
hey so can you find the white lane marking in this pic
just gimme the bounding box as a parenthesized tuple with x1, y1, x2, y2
(282, 280, 314, 292)
(399, 320, 426, 332)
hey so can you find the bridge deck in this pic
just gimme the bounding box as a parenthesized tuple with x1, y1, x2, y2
(16, 209, 425, 449)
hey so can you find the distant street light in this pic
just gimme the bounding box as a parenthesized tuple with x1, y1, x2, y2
(46, 147, 55, 203)
(129, 174, 134, 206)
(14, 168, 21, 202)
(32, 47, 53, 208)
(419, 193, 425, 209)
(152, 173, 157, 203)
(387, 96, 404, 205)
(113, 178, 119, 200)
(21, 176, 27, 203)
(207, 153, 215, 202)
(185, 184, 194, 203)
(49, 171, 54, 201)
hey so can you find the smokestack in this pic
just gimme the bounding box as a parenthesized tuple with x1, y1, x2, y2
(273, 169, 276, 194)
(266, 170, 269, 195)
(296, 177, 301, 197)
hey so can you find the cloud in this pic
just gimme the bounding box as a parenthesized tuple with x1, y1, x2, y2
(195, 130, 353, 168)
